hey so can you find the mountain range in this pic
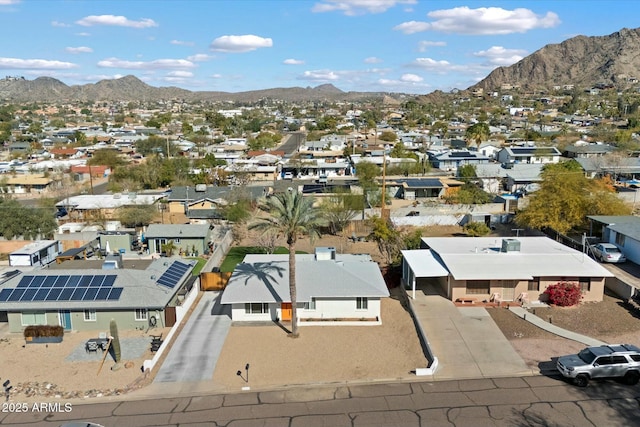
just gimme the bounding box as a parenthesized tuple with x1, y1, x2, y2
(0, 27, 638, 104)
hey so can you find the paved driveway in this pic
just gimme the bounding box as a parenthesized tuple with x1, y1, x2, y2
(154, 291, 231, 383)
(411, 286, 533, 379)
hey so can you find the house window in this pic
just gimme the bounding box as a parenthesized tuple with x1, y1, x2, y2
(579, 278, 591, 292)
(528, 278, 540, 292)
(616, 233, 625, 247)
(356, 297, 368, 310)
(245, 303, 269, 314)
(466, 280, 490, 295)
(135, 309, 148, 321)
(174, 238, 181, 244)
(83, 310, 96, 321)
(304, 298, 316, 310)
(21, 311, 47, 326)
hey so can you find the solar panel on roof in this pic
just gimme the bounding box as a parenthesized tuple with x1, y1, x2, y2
(78, 276, 93, 287)
(46, 288, 63, 301)
(58, 288, 74, 300)
(66, 276, 81, 288)
(95, 287, 111, 300)
(33, 288, 51, 301)
(30, 276, 46, 288)
(157, 261, 191, 289)
(16, 276, 33, 288)
(102, 276, 116, 287)
(7, 289, 25, 301)
(89, 276, 104, 287)
(21, 288, 38, 301)
(83, 287, 99, 301)
(53, 276, 69, 288)
(70, 288, 87, 301)
(107, 287, 123, 300)
(0, 288, 12, 301)
(42, 276, 56, 287)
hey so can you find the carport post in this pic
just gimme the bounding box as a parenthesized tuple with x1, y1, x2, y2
(412, 276, 416, 300)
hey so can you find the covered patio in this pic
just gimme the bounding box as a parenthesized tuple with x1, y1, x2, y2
(401, 249, 449, 299)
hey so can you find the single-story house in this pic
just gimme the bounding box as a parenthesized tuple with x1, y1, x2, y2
(387, 178, 445, 199)
(166, 185, 266, 214)
(429, 151, 490, 172)
(221, 248, 389, 325)
(144, 224, 212, 256)
(496, 146, 561, 165)
(0, 257, 195, 332)
(401, 236, 613, 303)
(56, 193, 164, 221)
(563, 143, 614, 158)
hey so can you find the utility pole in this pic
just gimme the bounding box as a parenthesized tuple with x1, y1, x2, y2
(381, 150, 389, 219)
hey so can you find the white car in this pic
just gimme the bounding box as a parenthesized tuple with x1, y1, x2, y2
(591, 243, 626, 263)
(283, 172, 294, 180)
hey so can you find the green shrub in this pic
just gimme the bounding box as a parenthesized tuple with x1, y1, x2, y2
(463, 221, 491, 236)
(23, 325, 64, 338)
(110, 319, 121, 363)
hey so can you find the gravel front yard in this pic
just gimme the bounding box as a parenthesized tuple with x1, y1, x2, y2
(488, 290, 640, 371)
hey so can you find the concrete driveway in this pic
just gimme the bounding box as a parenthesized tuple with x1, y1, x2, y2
(154, 291, 231, 383)
(411, 286, 533, 380)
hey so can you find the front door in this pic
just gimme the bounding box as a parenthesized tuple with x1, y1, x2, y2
(59, 310, 72, 331)
(501, 281, 516, 301)
(281, 303, 292, 321)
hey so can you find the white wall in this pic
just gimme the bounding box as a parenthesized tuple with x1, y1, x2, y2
(230, 298, 382, 322)
(612, 230, 640, 264)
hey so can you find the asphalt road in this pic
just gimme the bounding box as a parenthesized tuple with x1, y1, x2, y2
(3, 375, 640, 426)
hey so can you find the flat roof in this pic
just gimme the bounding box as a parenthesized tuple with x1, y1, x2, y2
(401, 250, 449, 277)
(11, 240, 58, 255)
(421, 236, 613, 281)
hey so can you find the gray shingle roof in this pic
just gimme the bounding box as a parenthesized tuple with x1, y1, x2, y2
(144, 224, 210, 239)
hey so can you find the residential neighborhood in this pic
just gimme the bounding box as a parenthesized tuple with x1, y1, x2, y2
(2, 77, 640, 424)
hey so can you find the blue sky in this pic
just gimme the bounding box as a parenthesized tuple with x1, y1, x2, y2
(0, 0, 637, 95)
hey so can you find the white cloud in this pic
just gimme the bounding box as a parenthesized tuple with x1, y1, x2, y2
(394, 7, 560, 35)
(75, 32, 91, 37)
(393, 21, 430, 34)
(65, 46, 93, 54)
(300, 70, 340, 81)
(210, 35, 273, 52)
(312, 0, 416, 16)
(211, 74, 223, 79)
(417, 40, 446, 52)
(400, 73, 423, 83)
(171, 40, 194, 46)
(51, 21, 70, 28)
(283, 58, 304, 65)
(473, 46, 527, 66)
(364, 57, 383, 64)
(0, 0, 20, 5)
(97, 57, 195, 70)
(76, 15, 158, 29)
(166, 70, 193, 78)
(187, 54, 214, 62)
(0, 57, 77, 69)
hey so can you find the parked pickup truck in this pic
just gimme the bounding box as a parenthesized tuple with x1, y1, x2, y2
(557, 344, 640, 387)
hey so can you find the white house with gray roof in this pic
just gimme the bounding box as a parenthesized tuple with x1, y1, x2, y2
(0, 257, 195, 333)
(144, 224, 212, 256)
(588, 215, 640, 265)
(221, 248, 389, 325)
(401, 237, 612, 303)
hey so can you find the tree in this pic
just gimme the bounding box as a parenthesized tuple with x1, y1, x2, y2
(87, 149, 126, 170)
(116, 205, 157, 227)
(250, 191, 324, 337)
(367, 215, 402, 265)
(516, 161, 632, 234)
(465, 122, 490, 149)
(321, 189, 362, 235)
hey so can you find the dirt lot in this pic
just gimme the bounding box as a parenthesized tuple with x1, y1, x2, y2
(488, 290, 640, 370)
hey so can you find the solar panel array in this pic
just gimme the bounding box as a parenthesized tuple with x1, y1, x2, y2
(0, 274, 122, 303)
(157, 261, 191, 288)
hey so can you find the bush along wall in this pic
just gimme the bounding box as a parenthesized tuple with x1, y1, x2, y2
(24, 325, 64, 344)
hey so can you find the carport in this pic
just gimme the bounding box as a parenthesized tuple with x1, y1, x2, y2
(401, 249, 449, 299)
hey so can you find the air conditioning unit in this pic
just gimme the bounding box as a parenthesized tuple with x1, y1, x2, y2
(501, 238, 521, 252)
(195, 184, 207, 192)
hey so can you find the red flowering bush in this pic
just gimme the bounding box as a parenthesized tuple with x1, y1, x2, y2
(543, 281, 582, 307)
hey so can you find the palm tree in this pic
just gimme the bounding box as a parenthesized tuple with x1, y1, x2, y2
(249, 191, 324, 337)
(465, 122, 490, 150)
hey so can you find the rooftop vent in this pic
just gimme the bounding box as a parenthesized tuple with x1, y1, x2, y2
(195, 184, 207, 192)
(501, 238, 521, 253)
(315, 246, 336, 261)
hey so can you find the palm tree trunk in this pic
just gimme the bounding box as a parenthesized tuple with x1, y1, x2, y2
(289, 242, 299, 337)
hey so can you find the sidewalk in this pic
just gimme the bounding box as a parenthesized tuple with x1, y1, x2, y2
(509, 306, 607, 346)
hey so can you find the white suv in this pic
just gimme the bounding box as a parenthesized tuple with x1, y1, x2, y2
(557, 344, 640, 387)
